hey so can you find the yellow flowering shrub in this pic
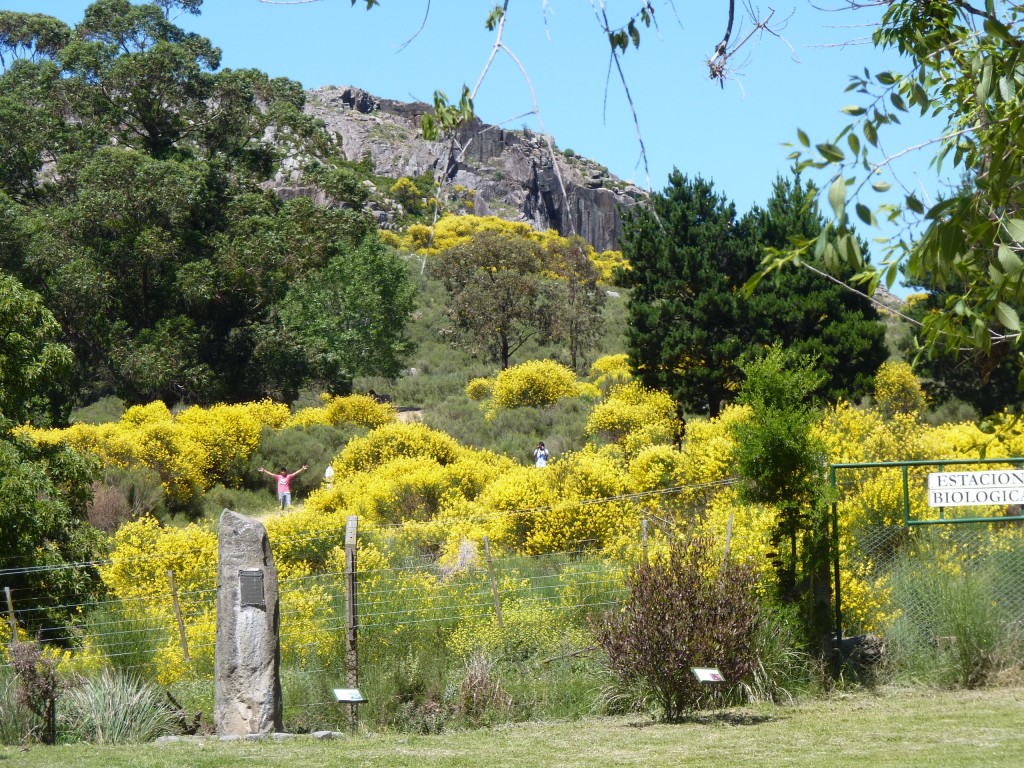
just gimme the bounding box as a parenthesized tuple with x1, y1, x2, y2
(335, 422, 463, 473)
(465, 376, 495, 402)
(23, 398, 294, 509)
(589, 353, 632, 394)
(701, 487, 777, 583)
(175, 402, 265, 487)
(100, 517, 218, 684)
(266, 503, 350, 573)
(874, 360, 927, 419)
(590, 249, 629, 283)
(279, 569, 343, 668)
(488, 359, 588, 414)
(584, 380, 678, 447)
(471, 445, 633, 555)
(628, 444, 687, 493)
(285, 393, 395, 429)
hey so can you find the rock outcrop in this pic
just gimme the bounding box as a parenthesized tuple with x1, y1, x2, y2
(294, 86, 646, 252)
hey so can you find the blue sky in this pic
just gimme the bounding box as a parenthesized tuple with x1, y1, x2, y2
(11, 1, 947, 281)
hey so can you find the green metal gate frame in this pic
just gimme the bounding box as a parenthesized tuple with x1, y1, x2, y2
(828, 456, 1024, 641)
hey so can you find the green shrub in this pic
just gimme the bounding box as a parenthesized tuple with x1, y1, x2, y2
(595, 535, 762, 721)
(201, 483, 275, 519)
(71, 395, 126, 425)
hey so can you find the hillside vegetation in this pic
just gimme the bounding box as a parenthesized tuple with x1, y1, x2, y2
(4, 0, 1024, 747)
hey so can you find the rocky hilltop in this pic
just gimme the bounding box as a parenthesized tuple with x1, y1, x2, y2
(297, 86, 647, 252)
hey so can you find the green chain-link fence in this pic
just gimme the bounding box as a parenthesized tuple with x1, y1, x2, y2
(831, 459, 1024, 649)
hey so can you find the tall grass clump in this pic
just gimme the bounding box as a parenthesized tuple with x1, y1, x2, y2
(0, 670, 36, 746)
(884, 552, 1021, 688)
(61, 669, 174, 744)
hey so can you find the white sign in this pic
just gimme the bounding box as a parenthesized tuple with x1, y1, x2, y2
(691, 667, 725, 683)
(927, 469, 1024, 507)
(333, 688, 367, 703)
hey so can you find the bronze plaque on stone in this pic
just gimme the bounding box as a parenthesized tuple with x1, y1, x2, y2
(239, 569, 265, 609)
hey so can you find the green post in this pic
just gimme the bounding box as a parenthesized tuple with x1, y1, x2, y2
(829, 465, 841, 646)
(902, 464, 911, 527)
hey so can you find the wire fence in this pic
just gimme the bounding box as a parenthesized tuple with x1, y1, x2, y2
(841, 520, 1024, 638)
(2, 540, 634, 731)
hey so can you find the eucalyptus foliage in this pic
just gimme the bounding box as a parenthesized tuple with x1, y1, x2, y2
(769, 2, 1024, 403)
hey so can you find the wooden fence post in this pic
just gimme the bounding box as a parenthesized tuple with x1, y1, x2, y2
(4, 586, 17, 644)
(167, 570, 190, 662)
(483, 536, 504, 629)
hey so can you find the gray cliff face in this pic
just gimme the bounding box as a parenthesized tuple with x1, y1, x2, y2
(297, 86, 646, 252)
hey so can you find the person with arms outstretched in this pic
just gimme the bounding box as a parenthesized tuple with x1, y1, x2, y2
(259, 465, 308, 509)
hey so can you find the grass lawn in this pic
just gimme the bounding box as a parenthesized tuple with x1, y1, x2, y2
(3, 685, 1022, 768)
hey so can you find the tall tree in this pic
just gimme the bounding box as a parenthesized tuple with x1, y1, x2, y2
(544, 235, 605, 371)
(618, 172, 752, 416)
(0, 1, 410, 409)
(432, 230, 560, 369)
(0, 276, 102, 635)
(277, 236, 417, 396)
(620, 173, 886, 416)
(0, 274, 73, 425)
(743, 176, 887, 404)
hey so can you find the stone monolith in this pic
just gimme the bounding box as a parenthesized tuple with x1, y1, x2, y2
(214, 509, 282, 735)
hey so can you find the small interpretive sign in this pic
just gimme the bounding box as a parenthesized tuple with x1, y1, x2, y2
(691, 667, 725, 683)
(333, 688, 368, 704)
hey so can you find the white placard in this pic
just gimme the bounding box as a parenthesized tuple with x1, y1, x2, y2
(691, 667, 725, 683)
(927, 469, 1024, 507)
(333, 688, 367, 703)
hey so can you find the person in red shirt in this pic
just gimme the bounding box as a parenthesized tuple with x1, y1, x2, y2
(258, 465, 308, 509)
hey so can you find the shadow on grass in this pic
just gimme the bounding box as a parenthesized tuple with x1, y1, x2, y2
(625, 711, 776, 728)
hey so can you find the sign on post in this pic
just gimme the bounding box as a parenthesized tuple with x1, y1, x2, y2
(927, 469, 1024, 508)
(691, 667, 725, 683)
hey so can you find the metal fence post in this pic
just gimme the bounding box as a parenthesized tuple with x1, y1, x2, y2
(344, 515, 359, 730)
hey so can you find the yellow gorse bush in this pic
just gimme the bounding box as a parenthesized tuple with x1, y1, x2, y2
(100, 517, 218, 684)
(487, 359, 592, 415)
(589, 353, 632, 394)
(20, 396, 391, 509)
(285, 393, 395, 429)
(465, 376, 495, 402)
(874, 360, 927, 419)
(584, 380, 679, 450)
